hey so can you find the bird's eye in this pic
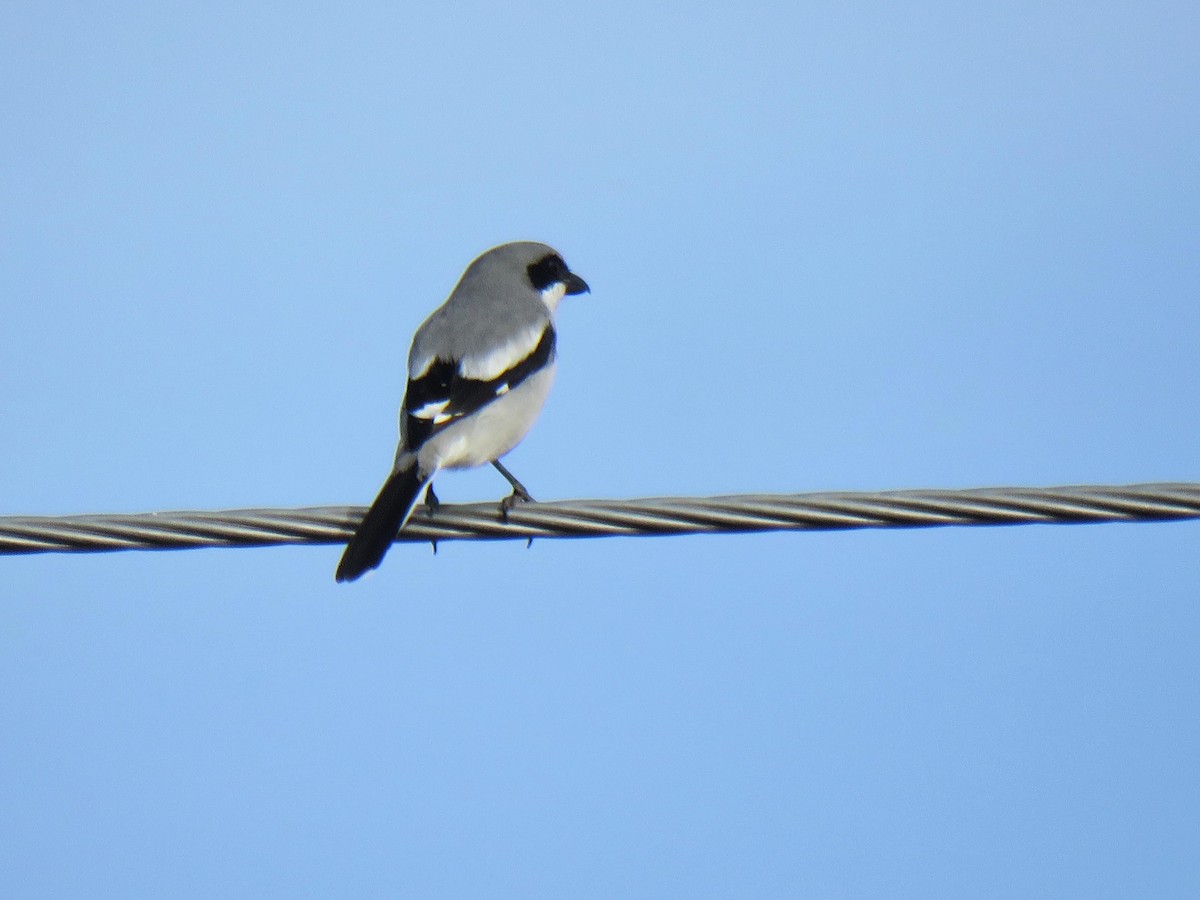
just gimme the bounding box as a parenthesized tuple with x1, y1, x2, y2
(527, 254, 567, 290)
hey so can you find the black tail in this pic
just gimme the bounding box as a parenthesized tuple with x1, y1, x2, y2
(336, 465, 428, 583)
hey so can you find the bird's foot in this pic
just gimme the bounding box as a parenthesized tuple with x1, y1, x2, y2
(499, 486, 535, 523)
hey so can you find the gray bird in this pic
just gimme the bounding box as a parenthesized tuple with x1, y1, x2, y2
(336, 241, 590, 582)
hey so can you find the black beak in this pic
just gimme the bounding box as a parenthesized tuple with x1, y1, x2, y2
(564, 272, 590, 296)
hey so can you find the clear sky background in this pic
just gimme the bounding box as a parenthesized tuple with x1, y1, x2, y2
(3, 2, 1199, 896)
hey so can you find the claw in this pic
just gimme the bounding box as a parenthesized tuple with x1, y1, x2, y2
(499, 487, 537, 523)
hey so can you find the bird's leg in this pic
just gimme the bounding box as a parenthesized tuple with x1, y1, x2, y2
(492, 459, 535, 522)
(492, 460, 534, 501)
(423, 482, 439, 554)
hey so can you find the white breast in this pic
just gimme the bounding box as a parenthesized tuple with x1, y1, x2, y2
(416, 363, 557, 472)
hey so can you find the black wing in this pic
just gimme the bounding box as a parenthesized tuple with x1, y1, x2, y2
(403, 325, 556, 448)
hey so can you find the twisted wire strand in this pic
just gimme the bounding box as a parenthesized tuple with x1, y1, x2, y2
(1, 482, 1198, 556)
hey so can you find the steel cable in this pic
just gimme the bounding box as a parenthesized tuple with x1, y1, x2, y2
(1, 482, 1198, 556)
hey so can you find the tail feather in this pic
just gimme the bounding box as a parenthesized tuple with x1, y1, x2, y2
(336, 465, 428, 582)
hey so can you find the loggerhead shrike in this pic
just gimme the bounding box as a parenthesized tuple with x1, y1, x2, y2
(335, 241, 589, 582)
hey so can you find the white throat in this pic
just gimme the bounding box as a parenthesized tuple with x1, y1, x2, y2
(539, 281, 567, 313)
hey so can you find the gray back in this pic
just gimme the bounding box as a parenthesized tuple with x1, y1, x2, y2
(409, 242, 559, 368)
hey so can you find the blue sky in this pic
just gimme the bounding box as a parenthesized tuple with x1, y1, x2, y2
(2, 2, 1199, 896)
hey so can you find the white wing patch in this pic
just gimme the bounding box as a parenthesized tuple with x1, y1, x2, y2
(409, 398, 450, 420)
(457, 322, 548, 381)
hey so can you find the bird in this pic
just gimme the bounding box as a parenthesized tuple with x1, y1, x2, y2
(335, 241, 590, 582)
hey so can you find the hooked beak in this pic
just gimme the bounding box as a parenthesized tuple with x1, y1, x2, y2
(564, 272, 590, 296)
